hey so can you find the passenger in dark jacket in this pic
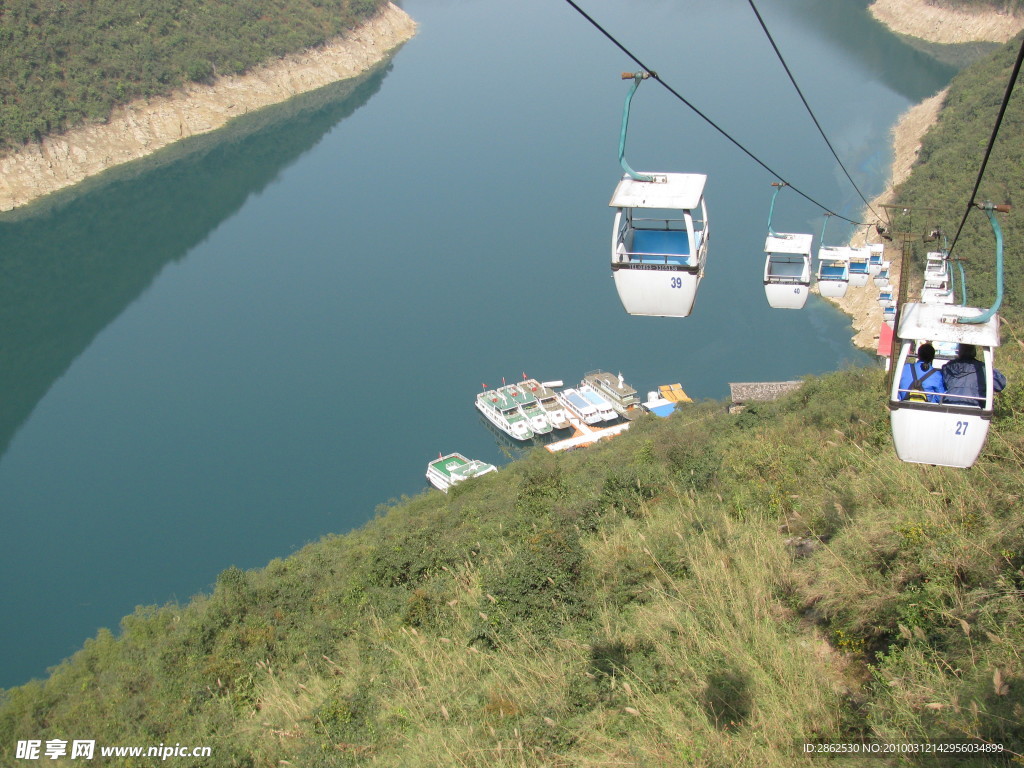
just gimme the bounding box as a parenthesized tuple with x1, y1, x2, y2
(942, 344, 1006, 407)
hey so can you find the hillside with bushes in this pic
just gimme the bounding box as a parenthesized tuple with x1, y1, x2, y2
(0, 0, 388, 151)
(892, 32, 1023, 319)
(2, 20, 1024, 768)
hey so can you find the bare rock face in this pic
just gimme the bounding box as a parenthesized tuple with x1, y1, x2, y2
(0, 2, 417, 212)
(869, 0, 1024, 44)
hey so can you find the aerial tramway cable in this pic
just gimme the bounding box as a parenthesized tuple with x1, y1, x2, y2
(745, 0, 883, 223)
(946, 34, 1024, 260)
(560, 0, 865, 226)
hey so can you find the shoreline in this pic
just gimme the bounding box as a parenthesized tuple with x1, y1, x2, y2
(835, 1, 1021, 351)
(829, 90, 947, 351)
(0, 2, 416, 213)
(869, 0, 1024, 44)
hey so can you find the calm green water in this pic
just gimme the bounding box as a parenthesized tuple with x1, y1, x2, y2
(0, 0, 958, 687)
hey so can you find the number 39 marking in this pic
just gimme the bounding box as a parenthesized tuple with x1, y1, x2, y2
(955, 421, 969, 436)
(670, 276, 682, 289)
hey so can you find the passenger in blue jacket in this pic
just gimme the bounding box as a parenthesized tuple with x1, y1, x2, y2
(942, 343, 1006, 407)
(898, 343, 945, 403)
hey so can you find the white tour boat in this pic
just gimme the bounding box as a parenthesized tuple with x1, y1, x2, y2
(476, 387, 534, 441)
(427, 453, 497, 493)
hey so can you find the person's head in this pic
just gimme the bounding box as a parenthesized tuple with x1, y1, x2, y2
(956, 343, 977, 361)
(917, 343, 935, 365)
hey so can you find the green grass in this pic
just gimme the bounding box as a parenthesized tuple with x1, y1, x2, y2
(2, 354, 1023, 766)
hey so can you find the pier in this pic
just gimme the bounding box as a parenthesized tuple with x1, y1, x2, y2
(545, 417, 631, 453)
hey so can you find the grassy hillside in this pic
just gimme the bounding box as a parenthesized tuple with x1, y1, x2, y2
(2, 357, 1023, 766)
(0, 0, 388, 151)
(892, 32, 1023, 322)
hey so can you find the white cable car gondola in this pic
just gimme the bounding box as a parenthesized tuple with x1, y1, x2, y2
(611, 173, 709, 317)
(873, 264, 891, 288)
(609, 72, 709, 318)
(762, 183, 812, 309)
(815, 214, 851, 298)
(888, 203, 1009, 469)
(867, 243, 885, 277)
(817, 245, 852, 298)
(848, 246, 871, 287)
(921, 250, 955, 305)
(888, 304, 1000, 468)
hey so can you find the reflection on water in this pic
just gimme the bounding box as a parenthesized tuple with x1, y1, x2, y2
(0, 64, 392, 461)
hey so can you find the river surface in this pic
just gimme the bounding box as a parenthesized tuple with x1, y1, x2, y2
(0, 0, 958, 687)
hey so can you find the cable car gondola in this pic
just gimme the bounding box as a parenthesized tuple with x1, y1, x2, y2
(867, 242, 885, 277)
(815, 214, 851, 298)
(848, 246, 871, 288)
(762, 183, 812, 309)
(610, 72, 709, 318)
(888, 203, 1008, 468)
(888, 304, 1000, 467)
(920, 250, 955, 305)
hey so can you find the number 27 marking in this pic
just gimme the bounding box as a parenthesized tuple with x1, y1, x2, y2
(955, 421, 969, 436)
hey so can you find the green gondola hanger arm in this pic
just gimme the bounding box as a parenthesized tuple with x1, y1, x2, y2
(766, 182, 787, 238)
(618, 71, 655, 183)
(959, 202, 1009, 325)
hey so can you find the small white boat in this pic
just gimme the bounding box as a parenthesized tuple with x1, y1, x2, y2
(427, 453, 497, 493)
(558, 388, 602, 425)
(522, 378, 571, 430)
(578, 383, 618, 422)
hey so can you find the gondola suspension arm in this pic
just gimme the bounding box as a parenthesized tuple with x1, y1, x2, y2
(619, 72, 655, 183)
(958, 203, 1009, 325)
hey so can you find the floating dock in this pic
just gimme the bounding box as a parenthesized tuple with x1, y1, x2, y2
(545, 416, 631, 453)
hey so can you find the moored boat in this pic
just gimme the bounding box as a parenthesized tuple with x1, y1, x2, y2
(578, 383, 618, 422)
(427, 453, 497, 493)
(558, 387, 602, 425)
(499, 382, 553, 435)
(476, 387, 534, 441)
(583, 370, 641, 419)
(522, 378, 571, 430)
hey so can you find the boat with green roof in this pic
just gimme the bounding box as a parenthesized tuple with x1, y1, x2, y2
(426, 453, 497, 493)
(475, 386, 535, 441)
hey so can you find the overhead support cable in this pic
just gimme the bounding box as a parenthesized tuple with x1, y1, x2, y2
(947, 34, 1024, 260)
(745, 0, 883, 223)
(561, 0, 864, 226)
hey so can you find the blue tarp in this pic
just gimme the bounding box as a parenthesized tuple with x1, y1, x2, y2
(648, 403, 676, 418)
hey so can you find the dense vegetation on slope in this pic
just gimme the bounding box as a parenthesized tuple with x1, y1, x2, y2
(893, 32, 1023, 321)
(2, 356, 1023, 766)
(0, 0, 387, 151)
